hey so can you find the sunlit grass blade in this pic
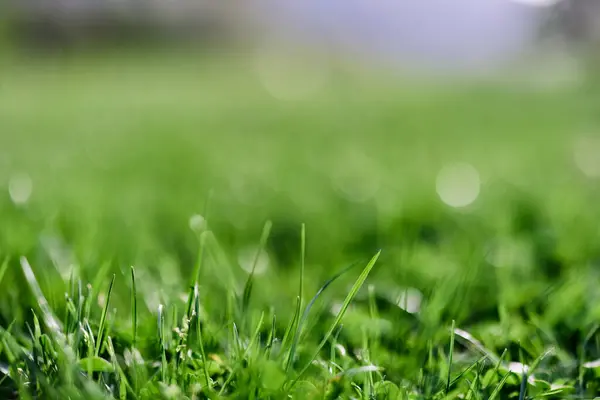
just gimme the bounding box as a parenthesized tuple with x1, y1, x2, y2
(448, 354, 488, 389)
(289, 250, 381, 387)
(280, 224, 306, 364)
(579, 324, 598, 393)
(464, 373, 481, 400)
(20, 257, 63, 335)
(285, 257, 365, 372)
(299, 223, 306, 308)
(265, 313, 276, 359)
(446, 320, 455, 394)
(488, 372, 511, 400)
(453, 327, 500, 364)
(95, 274, 115, 357)
(194, 284, 211, 391)
(518, 346, 527, 400)
(332, 365, 381, 381)
(158, 304, 167, 382)
(241, 220, 272, 313)
(483, 348, 507, 389)
(0, 257, 9, 287)
(130, 266, 137, 347)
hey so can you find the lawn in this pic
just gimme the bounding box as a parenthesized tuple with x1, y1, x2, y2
(1, 49, 599, 399)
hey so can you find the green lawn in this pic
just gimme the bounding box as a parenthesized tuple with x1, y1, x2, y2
(1, 50, 600, 399)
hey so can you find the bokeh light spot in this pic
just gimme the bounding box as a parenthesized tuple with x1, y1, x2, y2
(238, 246, 270, 275)
(9, 172, 33, 205)
(574, 136, 600, 177)
(436, 163, 480, 208)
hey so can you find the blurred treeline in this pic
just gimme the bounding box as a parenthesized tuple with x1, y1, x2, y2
(2, 0, 600, 51)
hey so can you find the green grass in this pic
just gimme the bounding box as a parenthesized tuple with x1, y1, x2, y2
(1, 50, 600, 398)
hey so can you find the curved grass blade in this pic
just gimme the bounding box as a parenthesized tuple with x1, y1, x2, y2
(194, 284, 211, 391)
(130, 266, 137, 348)
(488, 372, 511, 400)
(446, 320, 456, 394)
(20, 257, 63, 335)
(285, 258, 365, 372)
(280, 224, 306, 362)
(158, 304, 167, 382)
(448, 354, 488, 389)
(95, 274, 115, 357)
(299, 223, 306, 308)
(332, 365, 382, 381)
(265, 313, 276, 359)
(454, 327, 500, 364)
(483, 349, 508, 389)
(289, 250, 381, 387)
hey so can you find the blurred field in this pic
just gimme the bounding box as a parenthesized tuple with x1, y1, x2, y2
(2, 49, 600, 398)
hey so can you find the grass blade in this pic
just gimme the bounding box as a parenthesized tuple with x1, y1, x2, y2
(446, 320, 456, 394)
(483, 349, 508, 389)
(193, 284, 211, 391)
(488, 372, 511, 400)
(241, 220, 272, 312)
(20, 257, 63, 335)
(0, 257, 9, 287)
(299, 223, 306, 309)
(285, 258, 364, 372)
(95, 274, 115, 357)
(449, 355, 489, 388)
(158, 304, 167, 382)
(130, 266, 137, 348)
(265, 313, 276, 359)
(280, 224, 306, 364)
(289, 250, 381, 387)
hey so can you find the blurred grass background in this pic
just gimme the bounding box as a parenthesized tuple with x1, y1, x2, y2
(1, 48, 598, 306)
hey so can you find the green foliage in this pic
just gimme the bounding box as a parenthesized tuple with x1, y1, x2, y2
(0, 51, 600, 398)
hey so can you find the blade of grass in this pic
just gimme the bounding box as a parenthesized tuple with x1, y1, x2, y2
(130, 266, 137, 348)
(483, 349, 508, 389)
(20, 257, 65, 339)
(285, 258, 365, 372)
(518, 345, 527, 400)
(449, 354, 489, 388)
(194, 284, 211, 391)
(95, 274, 115, 357)
(454, 327, 500, 364)
(265, 313, 276, 359)
(446, 320, 456, 394)
(0, 257, 9, 287)
(289, 250, 381, 388)
(299, 223, 306, 309)
(241, 220, 272, 313)
(158, 304, 167, 382)
(578, 324, 599, 394)
(280, 224, 306, 363)
(488, 372, 511, 400)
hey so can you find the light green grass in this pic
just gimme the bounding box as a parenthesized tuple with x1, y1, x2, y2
(0, 50, 600, 398)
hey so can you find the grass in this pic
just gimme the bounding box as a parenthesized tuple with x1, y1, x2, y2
(1, 49, 600, 398)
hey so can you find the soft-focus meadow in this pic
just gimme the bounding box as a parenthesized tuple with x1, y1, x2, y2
(2, 44, 600, 398)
